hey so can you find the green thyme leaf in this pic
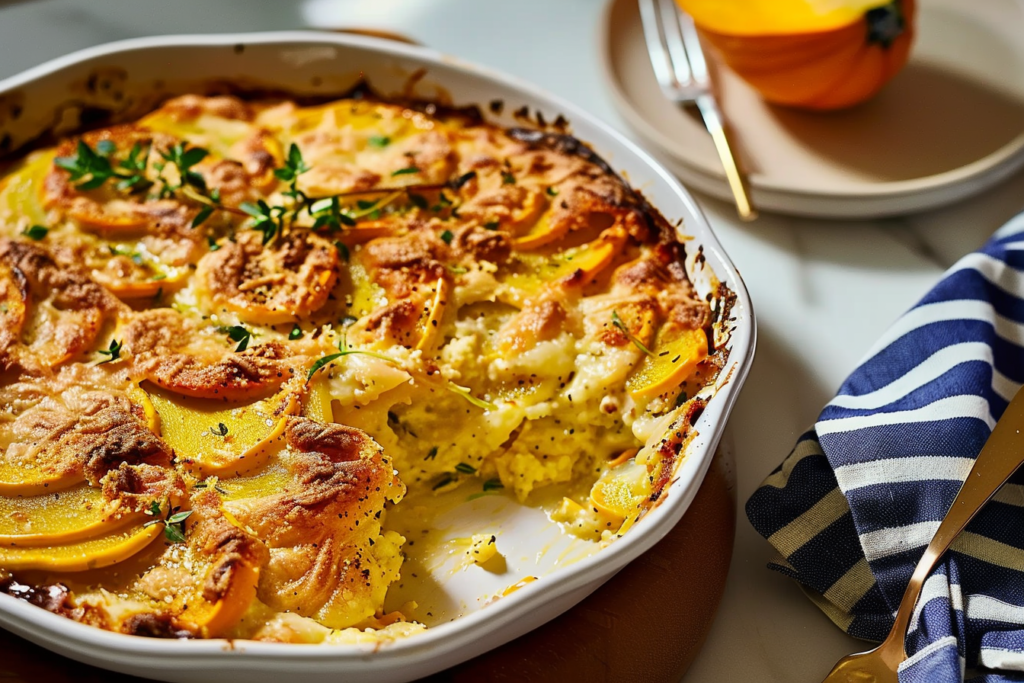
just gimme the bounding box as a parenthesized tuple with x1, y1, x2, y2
(432, 474, 455, 491)
(392, 166, 420, 176)
(368, 135, 391, 148)
(306, 352, 345, 380)
(455, 463, 477, 475)
(22, 225, 48, 240)
(273, 143, 310, 182)
(191, 205, 214, 229)
(55, 140, 117, 189)
(289, 325, 303, 341)
(440, 229, 454, 245)
(95, 140, 117, 157)
(211, 422, 228, 437)
(334, 240, 350, 261)
(167, 510, 193, 525)
(225, 325, 251, 352)
(447, 382, 497, 411)
(95, 338, 123, 365)
(425, 446, 438, 461)
(483, 478, 503, 491)
(163, 522, 187, 544)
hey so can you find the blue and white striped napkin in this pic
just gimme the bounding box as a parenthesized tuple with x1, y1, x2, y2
(746, 213, 1024, 683)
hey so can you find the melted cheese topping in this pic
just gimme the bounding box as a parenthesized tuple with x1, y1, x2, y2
(0, 93, 722, 643)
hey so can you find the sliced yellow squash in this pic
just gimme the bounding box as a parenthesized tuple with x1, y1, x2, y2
(626, 326, 708, 399)
(513, 212, 568, 251)
(416, 277, 449, 351)
(301, 374, 335, 424)
(0, 523, 161, 571)
(501, 230, 629, 305)
(0, 150, 53, 228)
(144, 384, 298, 478)
(0, 461, 85, 498)
(549, 229, 628, 285)
(0, 484, 140, 547)
(180, 504, 263, 637)
(140, 111, 257, 160)
(588, 460, 649, 526)
(216, 464, 292, 502)
(127, 383, 163, 434)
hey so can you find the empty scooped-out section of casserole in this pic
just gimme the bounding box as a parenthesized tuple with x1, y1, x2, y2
(0, 89, 730, 643)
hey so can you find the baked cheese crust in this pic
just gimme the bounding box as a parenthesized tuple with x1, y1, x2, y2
(0, 91, 725, 643)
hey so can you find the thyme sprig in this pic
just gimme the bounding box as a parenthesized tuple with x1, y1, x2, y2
(447, 382, 497, 411)
(155, 142, 208, 197)
(242, 143, 475, 245)
(54, 140, 123, 191)
(55, 139, 226, 227)
(22, 225, 48, 240)
(143, 501, 192, 544)
(611, 310, 654, 357)
(306, 330, 397, 381)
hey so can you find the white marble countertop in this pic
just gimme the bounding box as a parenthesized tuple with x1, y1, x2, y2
(2, 0, 1023, 680)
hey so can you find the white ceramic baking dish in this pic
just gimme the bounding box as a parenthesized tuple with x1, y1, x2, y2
(0, 32, 755, 683)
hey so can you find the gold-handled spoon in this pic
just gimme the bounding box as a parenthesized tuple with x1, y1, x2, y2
(823, 386, 1024, 682)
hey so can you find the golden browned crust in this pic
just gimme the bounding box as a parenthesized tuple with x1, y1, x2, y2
(0, 238, 120, 371)
(38, 405, 173, 486)
(0, 260, 28, 370)
(187, 489, 269, 604)
(121, 309, 297, 400)
(196, 230, 340, 324)
(230, 417, 394, 546)
(101, 463, 186, 516)
(225, 418, 400, 623)
(361, 227, 448, 296)
(160, 94, 256, 122)
(498, 298, 567, 353)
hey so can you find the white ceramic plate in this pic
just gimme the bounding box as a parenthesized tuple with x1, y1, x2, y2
(600, 0, 1024, 219)
(0, 32, 754, 683)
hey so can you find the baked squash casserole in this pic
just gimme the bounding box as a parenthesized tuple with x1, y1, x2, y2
(0, 91, 730, 643)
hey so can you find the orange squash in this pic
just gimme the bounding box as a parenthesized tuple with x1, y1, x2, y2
(679, 0, 916, 111)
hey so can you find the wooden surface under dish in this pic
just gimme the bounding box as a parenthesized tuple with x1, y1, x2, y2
(0, 445, 735, 682)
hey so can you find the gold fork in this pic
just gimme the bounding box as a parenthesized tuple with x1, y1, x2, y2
(823, 386, 1024, 682)
(638, 0, 756, 221)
